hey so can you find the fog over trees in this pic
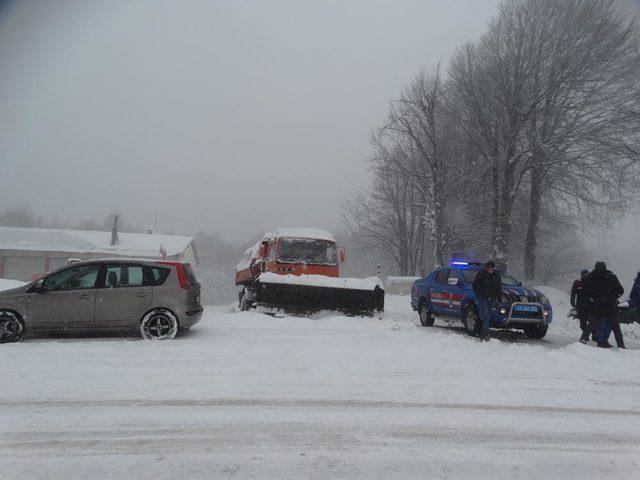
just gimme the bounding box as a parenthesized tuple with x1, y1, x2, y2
(345, 0, 640, 285)
(2, 0, 639, 299)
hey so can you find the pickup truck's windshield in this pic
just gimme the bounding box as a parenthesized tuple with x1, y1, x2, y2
(277, 238, 338, 265)
(461, 269, 521, 286)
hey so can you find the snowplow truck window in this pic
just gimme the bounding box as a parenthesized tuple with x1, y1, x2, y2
(277, 238, 337, 265)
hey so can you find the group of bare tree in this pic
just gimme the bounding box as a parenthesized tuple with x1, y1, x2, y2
(345, 0, 640, 282)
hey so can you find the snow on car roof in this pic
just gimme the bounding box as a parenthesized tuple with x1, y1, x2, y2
(263, 228, 335, 242)
(0, 226, 193, 258)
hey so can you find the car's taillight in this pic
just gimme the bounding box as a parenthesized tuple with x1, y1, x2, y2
(159, 261, 190, 289)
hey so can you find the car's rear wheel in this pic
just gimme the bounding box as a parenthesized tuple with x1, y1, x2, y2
(463, 305, 481, 337)
(419, 302, 434, 326)
(140, 309, 179, 340)
(524, 325, 548, 339)
(0, 310, 24, 344)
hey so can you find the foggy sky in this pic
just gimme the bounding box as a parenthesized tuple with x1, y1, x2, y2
(0, 0, 503, 241)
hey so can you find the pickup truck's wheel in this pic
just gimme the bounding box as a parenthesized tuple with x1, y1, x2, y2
(0, 310, 24, 344)
(463, 305, 481, 337)
(524, 325, 548, 339)
(419, 302, 434, 326)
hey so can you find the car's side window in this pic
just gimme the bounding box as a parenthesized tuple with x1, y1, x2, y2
(462, 270, 478, 284)
(42, 265, 100, 292)
(435, 269, 449, 284)
(448, 269, 460, 284)
(104, 265, 144, 288)
(144, 266, 171, 286)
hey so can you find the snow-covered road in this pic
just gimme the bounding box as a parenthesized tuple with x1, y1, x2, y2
(1, 292, 639, 479)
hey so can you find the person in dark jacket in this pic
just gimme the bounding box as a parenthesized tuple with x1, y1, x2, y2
(584, 261, 625, 348)
(630, 271, 640, 321)
(571, 269, 594, 343)
(473, 260, 502, 341)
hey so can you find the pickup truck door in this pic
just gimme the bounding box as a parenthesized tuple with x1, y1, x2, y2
(443, 269, 464, 317)
(429, 269, 450, 315)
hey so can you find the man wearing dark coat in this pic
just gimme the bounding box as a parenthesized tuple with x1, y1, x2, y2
(584, 261, 625, 349)
(571, 269, 594, 343)
(630, 271, 640, 322)
(473, 260, 502, 341)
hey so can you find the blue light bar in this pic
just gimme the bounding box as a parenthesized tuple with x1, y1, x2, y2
(451, 261, 469, 266)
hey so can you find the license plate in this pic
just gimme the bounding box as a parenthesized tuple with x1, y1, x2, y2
(514, 305, 537, 313)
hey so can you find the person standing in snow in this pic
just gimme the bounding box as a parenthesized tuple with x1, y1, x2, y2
(571, 269, 594, 343)
(584, 262, 625, 349)
(630, 271, 640, 322)
(473, 260, 502, 342)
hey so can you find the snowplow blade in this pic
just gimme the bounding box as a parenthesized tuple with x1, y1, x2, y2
(255, 276, 384, 315)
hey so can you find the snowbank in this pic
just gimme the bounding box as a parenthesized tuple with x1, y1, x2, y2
(0, 279, 26, 292)
(385, 276, 420, 295)
(259, 272, 383, 291)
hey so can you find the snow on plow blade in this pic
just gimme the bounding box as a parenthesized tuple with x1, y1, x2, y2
(256, 273, 384, 315)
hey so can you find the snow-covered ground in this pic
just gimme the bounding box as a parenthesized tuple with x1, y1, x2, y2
(1, 291, 639, 479)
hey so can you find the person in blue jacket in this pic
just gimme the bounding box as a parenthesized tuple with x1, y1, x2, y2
(630, 271, 640, 321)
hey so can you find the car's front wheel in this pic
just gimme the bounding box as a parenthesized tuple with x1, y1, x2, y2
(0, 310, 24, 344)
(524, 325, 548, 339)
(463, 305, 481, 337)
(419, 302, 434, 326)
(140, 309, 179, 340)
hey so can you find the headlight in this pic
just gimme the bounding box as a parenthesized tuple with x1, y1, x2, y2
(499, 307, 507, 315)
(544, 310, 550, 317)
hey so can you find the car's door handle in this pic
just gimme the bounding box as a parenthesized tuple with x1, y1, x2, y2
(79, 294, 91, 300)
(137, 292, 149, 297)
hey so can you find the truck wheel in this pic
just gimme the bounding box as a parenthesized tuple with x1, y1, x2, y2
(463, 305, 481, 337)
(239, 288, 253, 311)
(419, 302, 434, 326)
(524, 325, 548, 339)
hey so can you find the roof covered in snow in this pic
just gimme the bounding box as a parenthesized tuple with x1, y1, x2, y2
(264, 228, 335, 242)
(0, 226, 194, 258)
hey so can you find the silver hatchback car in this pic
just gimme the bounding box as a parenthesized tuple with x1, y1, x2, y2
(0, 259, 202, 342)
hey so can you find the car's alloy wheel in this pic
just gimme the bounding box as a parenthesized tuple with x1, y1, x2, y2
(419, 302, 434, 326)
(464, 306, 480, 336)
(140, 309, 178, 340)
(0, 311, 23, 344)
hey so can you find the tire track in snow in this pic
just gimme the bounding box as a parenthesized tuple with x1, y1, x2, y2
(1, 398, 639, 417)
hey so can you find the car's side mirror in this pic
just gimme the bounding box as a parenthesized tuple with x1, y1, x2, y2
(448, 278, 459, 286)
(28, 279, 45, 294)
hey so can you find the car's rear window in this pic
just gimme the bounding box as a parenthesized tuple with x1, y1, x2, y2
(184, 263, 199, 286)
(144, 266, 171, 286)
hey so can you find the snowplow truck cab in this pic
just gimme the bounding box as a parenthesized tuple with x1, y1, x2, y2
(235, 228, 384, 315)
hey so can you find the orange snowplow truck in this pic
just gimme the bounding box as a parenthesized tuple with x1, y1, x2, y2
(235, 228, 384, 315)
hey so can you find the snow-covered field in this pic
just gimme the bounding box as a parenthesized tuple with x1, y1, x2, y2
(1, 290, 639, 479)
